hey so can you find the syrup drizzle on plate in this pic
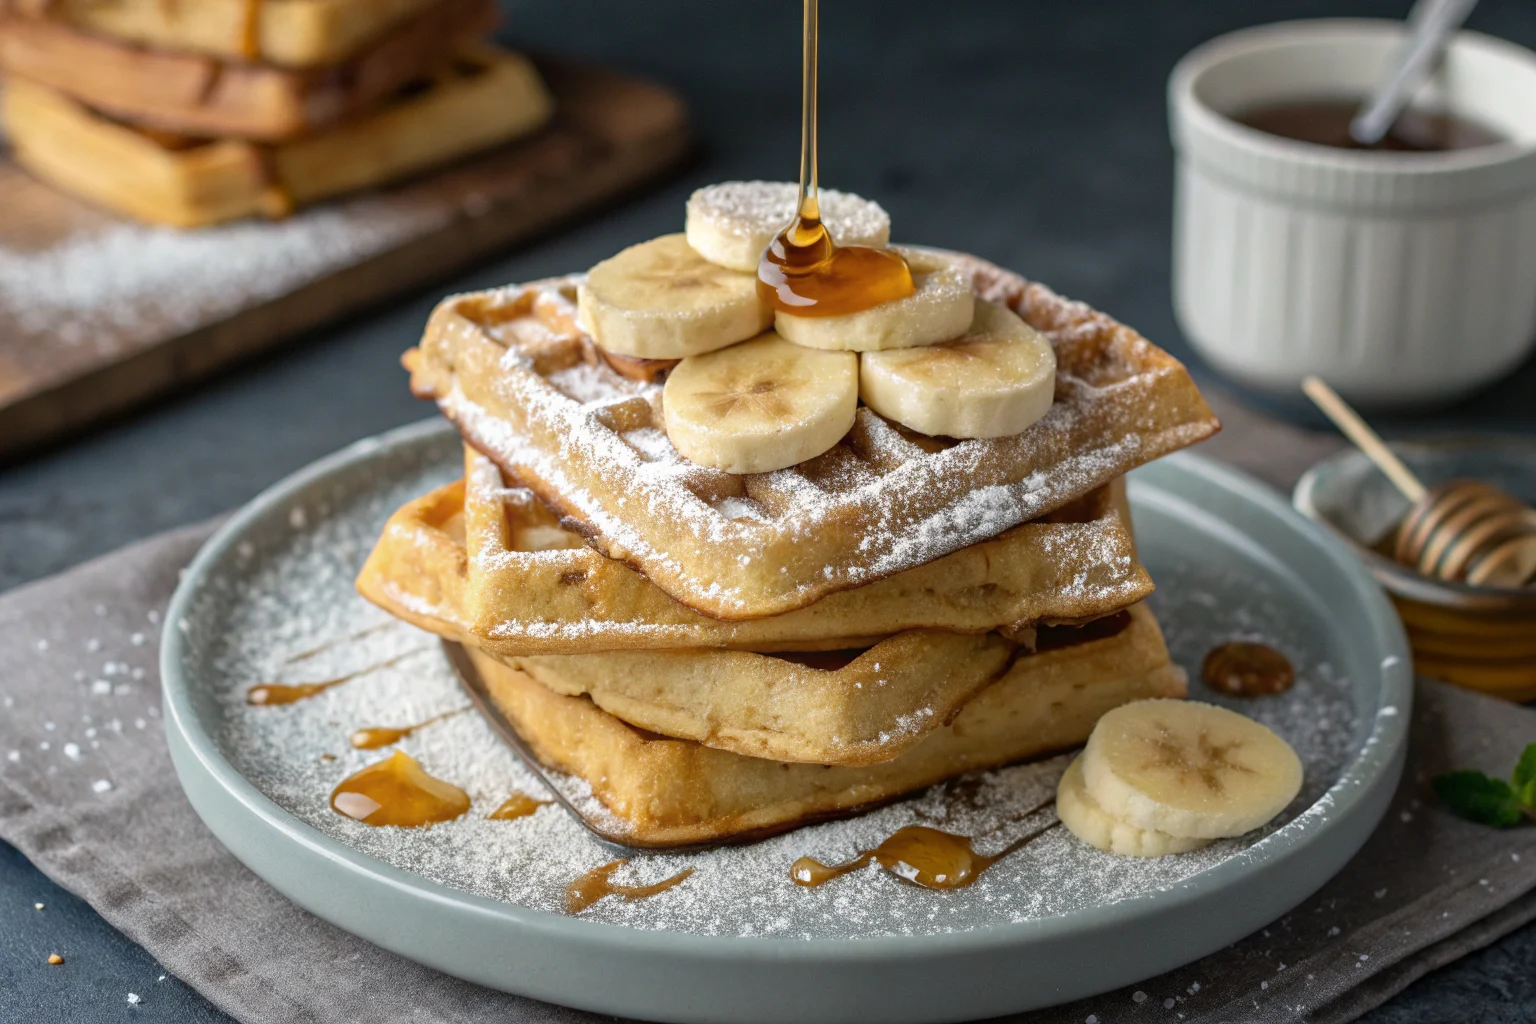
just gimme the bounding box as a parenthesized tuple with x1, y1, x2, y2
(566, 859, 695, 914)
(791, 816, 1059, 890)
(329, 750, 471, 828)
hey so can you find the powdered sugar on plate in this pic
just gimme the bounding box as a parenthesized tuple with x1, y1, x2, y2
(186, 434, 1362, 940)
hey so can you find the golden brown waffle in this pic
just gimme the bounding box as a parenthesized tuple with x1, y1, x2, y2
(500, 634, 1015, 766)
(461, 603, 1185, 846)
(354, 445, 1152, 655)
(0, 0, 499, 141)
(3, 46, 551, 227)
(3, 0, 441, 68)
(357, 456, 1150, 764)
(405, 255, 1219, 619)
(358, 485, 1020, 765)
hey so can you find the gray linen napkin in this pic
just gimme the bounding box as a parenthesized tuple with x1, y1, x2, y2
(3, 435, 1535, 1024)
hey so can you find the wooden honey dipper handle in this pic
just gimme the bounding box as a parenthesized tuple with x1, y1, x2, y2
(1303, 376, 1536, 589)
(1301, 377, 1427, 503)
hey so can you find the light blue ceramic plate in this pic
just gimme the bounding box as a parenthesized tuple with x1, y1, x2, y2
(162, 419, 1411, 1023)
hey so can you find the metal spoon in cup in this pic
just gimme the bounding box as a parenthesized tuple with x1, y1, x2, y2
(1350, 0, 1480, 147)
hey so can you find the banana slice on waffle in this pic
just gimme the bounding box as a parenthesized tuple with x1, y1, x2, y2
(859, 300, 1056, 439)
(577, 234, 772, 359)
(776, 248, 974, 352)
(685, 180, 891, 272)
(1056, 757, 1211, 858)
(1077, 699, 1303, 842)
(663, 332, 858, 474)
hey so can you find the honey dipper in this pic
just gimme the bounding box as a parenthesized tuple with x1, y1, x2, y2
(1302, 377, 1536, 589)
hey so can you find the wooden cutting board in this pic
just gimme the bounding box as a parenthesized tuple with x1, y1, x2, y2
(0, 58, 690, 461)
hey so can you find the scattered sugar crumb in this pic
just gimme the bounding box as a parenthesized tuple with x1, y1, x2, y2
(92, 779, 113, 794)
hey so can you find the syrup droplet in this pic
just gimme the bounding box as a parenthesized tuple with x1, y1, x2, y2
(348, 707, 470, 750)
(756, 0, 914, 318)
(329, 751, 470, 828)
(488, 792, 552, 821)
(247, 679, 343, 706)
(245, 647, 429, 706)
(758, 217, 914, 317)
(565, 859, 694, 914)
(1201, 642, 1296, 697)
(790, 821, 1058, 890)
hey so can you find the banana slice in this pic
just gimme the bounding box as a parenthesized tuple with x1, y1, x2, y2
(776, 248, 974, 352)
(1056, 757, 1211, 857)
(1080, 699, 1303, 840)
(663, 332, 857, 474)
(577, 234, 772, 359)
(858, 300, 1055, 439)
(685, 181, 891, 272)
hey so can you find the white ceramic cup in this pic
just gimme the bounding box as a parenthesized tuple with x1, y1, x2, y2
(1169, 19, 1536, 404)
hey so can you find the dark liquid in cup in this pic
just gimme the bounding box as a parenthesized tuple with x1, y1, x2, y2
(1237, 99, 1504, 153)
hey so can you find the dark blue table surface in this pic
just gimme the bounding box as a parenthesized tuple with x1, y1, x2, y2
(3, 1, 1535, 1021)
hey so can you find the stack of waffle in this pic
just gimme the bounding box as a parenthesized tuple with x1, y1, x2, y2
(0, 0, 552, 226)
(358, 183, 1221, 846)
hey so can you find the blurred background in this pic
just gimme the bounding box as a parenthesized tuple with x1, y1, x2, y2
(3, 1, 1536, 1020)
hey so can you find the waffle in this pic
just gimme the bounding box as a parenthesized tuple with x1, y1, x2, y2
(3, 0, 441, 68)
(354, 445, 1151, 656)
(359, 484, 1021, 765)
(460, 602, 1185, 846)
(0, 0, 499, 141)
(3, 46, 551, 227)
(406, 255, 1219, 619)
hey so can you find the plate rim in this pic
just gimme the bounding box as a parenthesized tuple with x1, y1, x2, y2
(160, 418, 1413, 1012)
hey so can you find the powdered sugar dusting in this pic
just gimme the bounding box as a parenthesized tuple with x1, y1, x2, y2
(424, 268, 1217, 616)
(187, 436, 1363, 940)
(0, 183, 451, 355)
(686, 181, 890, 245)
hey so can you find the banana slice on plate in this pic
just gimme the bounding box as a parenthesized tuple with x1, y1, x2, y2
(1080, 699, 1303, 840)
(577, 234, 772, 359)
(1056, 757, 1211, 858)
(776, 248, 974, 352)
(663, 332, 858, 474)
(685, 181, 891, 273)
(858, 300, 1055, 439)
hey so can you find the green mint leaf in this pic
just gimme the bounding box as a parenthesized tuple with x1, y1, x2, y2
(1434, 770, 1525, 828)
(1511, 744, 1536, 811)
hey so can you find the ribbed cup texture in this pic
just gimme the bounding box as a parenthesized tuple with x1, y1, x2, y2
(1169, 21, 1536, 401)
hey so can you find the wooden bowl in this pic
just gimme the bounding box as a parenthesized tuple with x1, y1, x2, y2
(1294, 436, 1536, 700)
